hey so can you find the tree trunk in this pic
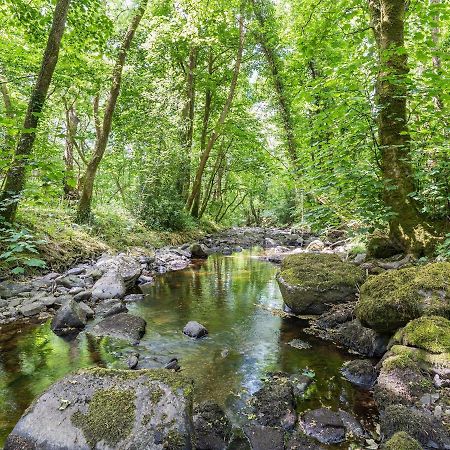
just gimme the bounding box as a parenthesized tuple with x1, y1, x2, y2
(0, 0, 71, 224)
(76, 0, 148, 223)
(251, 0, 298, 170)
(186, 15, 245, 214)
(63, 101, 79, 199)
(178, 47, 198, 200)
(369, 0, 438, 255)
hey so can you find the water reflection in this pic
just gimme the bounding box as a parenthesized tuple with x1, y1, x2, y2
(0, 250, 376, 446)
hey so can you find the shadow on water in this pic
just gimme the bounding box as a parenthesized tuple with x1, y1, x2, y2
(0, 249, 377, 446)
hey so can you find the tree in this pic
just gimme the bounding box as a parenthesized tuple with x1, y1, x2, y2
(0, 0, 71, 224)
(76, 0, 148, 223)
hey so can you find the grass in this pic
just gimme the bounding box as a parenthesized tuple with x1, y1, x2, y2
(0, 202, 214, 276)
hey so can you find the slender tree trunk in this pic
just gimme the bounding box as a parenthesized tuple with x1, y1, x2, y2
(186, 15, 245, 214)
(369, 0, 438, 254)
(178, 47, 198, 200)
(0, 0, 71, 223)
(76, 0, 148, 223)
(63, 101, 79, 199)
(251, 0, 298, 169)
(0, 79, 15, 154)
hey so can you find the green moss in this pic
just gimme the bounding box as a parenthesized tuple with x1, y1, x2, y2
(388, 344, 450, 370)
(393, 316, 450, 354)
(279, 253, 365, 290)
(72, 388, 136, 448)
(383, 431, 423, 450)
(356, 262, 450, 333)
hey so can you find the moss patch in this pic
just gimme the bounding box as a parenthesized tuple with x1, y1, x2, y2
(279, 253, 365, 290)
(393, 316, 450, 354)
(383, 431, 422, 450)
(72, 388, 136, 448)
(356, 262, 450, 333)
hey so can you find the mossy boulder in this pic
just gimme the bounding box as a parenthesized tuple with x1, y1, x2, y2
(4, 368, 194, 450)
(367, 234, 402, 259)
(355, 262, 450, 333)
(276, 253, 365, 314)
(383, 432, 423, 450)
(392, 316, 450, 354)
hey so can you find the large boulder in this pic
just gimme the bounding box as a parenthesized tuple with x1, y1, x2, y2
(355, 262, 450, 334)
(51, 299, 87, 336)
(4, 368, 194, 450)
(88, 313, 146, 344)
(91, 271, 126, 301)
(276, 253, 365, 314)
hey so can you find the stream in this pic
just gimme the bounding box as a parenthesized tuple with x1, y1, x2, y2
(0, 249, 377, 447)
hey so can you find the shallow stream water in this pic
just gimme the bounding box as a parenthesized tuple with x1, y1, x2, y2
(0, 249, 376, 447)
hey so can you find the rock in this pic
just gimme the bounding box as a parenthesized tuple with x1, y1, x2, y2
(190, 243, 209, 259)
(300, 408, 345, 444)
(391, 316, 450, 354)
(193, 401, 232, 450)
(250, 373, 296, 429)
(41, 296, 58, 307)
(314, 302, 355, 329)
(289, 374, 313, 397)
(124, 294, 144, 302)
(19, 301, 45, 317)
(183, 321, 208, 339)
(380, 405, 450, 449)
(367, 234, 402, 259)
(265, 238, 278, 248)
(95, 298, 128, 318)
(88, 313, 146, 344)
(78, 302, 94, 319)
(69, 287, 84, 295)
(355, 262, 450, 334)
(95, 254, 142, 288)
(51, 299, 87, 336)
(286, 430, 325, 449)
(153, 248, 191, 272)
(353, 253, 366, 264)
(341, 359, 377, 389)
(305, 239, 325, 252)
(165, 358, 181, 372)
(91, 271, 126, 301)
(4, 368, 194, 450)
(0, 282, 33, 299)
(127, 353, 139, 369)
(382, 432, 423, 450)
(243, 425, 284, 450)
(66, 267, 86, 276)
(333, 320, 388, 357)
(56, 275, 85, 289)
(73, 290, 92, 302)
(276, 253, 365, 315)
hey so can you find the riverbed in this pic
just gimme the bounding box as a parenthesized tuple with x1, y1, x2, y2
(0, 249, 376, 447)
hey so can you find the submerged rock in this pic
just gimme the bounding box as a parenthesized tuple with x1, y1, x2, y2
(243, 424, 284, 450)
(341, 359, 377, 389)
(51, 299, 87, 336)
(193, 401, 232, 450)
(88, 313, 146, 344)
(355, 262, 450, 334)
(276, 253, 365, 315)
(4, 368, 194, 450)
(183, 321, 208, 339)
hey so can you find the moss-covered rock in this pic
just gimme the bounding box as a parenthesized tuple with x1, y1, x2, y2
(382, 431, 423, 450)
(355, 262, 450, 333)
(4, 368, 194, 450)
(276, 253, 365, 314)
(367, 234, 402, 259)
(392, 316, 450, 354)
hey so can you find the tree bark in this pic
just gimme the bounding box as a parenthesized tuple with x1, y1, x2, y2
(0, 0, 71, 223)
(63, 101, 79, 199)
(186, 15, 245, 215)
(76, 0, 148, 222)
(178, 46, 198, 200)
(369, 0, 438, 254)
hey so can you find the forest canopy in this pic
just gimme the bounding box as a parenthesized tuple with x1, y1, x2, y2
(0, 0, 449, 262)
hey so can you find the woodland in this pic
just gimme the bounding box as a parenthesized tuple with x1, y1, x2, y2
(0, 0, 448, 269)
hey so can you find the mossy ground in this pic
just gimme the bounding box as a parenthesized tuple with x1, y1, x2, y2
(1, 203, 212, 276)
(356, 262, 450, 333)
(383, 431, 422, 450)
(279, 253, 365, 290)
(393, 316, 450, 354)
